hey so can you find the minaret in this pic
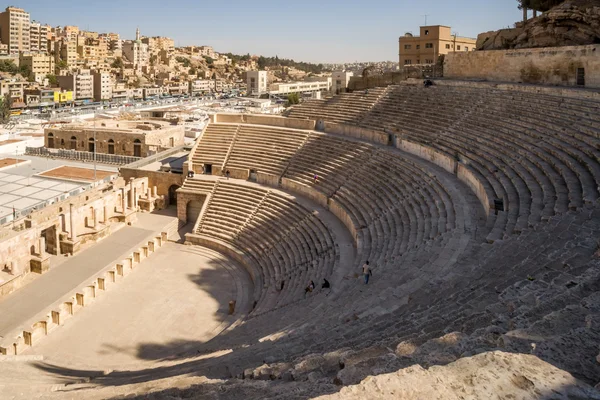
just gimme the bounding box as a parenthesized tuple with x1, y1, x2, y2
(136, 27, 140, 41)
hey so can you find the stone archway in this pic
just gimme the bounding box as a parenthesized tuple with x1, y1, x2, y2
(168, 185, 180, 206)
(186, 200, 203, 225)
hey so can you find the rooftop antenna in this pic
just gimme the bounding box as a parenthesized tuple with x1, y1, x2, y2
(421, 14, 430, 25)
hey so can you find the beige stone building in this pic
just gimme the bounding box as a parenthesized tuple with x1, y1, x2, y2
(45, 119, 185, 157)
(57, 40, 78, 68)
(92, 71, 113, 101)
(399, 25, 476, 65)
(57, 70, 94, 100)
(0, 7, 31, 55)
(247, 71, 268, 96)
(19, 54, 55, 79)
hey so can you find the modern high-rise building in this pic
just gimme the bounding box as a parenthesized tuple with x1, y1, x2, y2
(398, 25, 476, 66)
(0, 7, 31, 55)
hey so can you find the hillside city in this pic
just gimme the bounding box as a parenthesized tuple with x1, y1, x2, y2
(0, 5, 402, 117)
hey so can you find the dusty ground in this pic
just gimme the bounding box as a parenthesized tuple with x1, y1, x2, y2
(39, 166, 116, 182)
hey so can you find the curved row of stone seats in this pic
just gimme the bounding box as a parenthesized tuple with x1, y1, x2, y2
(288, 84, 600, 243)
(226, 125, 310, 176)
(194, 202, 600, 388)
(191, 123, 238, 167)
(181, 179, 216, 193)
(285, 87, 388, 124)
(193, 180, 337, 314)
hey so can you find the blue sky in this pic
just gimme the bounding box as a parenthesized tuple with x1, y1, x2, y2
(14, 0, 522, 63)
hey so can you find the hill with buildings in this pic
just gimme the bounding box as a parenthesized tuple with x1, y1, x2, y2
(477, 0, 600, 50)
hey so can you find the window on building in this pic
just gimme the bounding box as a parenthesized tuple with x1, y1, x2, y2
(445, 44, 450, 49)
(404, 60, 412, 65)
(404, 45, 411, 50)
(465, 47, 468, 51)
(416, 45, 420, 49)
(424, 30, 429, 35)
(457, 45, 461, 50)
(425, 43, 433, 49)
(425, 59, 433, 64)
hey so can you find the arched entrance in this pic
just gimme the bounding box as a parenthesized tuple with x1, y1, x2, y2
(133, 139, 142, 157)
(108, 139, 115, 155)
(88, 138, 95, 153)
(70, 136, 77, 150)
(186, 200, 203, 224)
(168, 185, 180, 206)
(47, 133, 54, 148)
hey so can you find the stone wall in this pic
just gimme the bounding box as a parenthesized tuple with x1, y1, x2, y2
(45, 124, 185, 157)
(214, 113, 316, 131)
(321, 122, 390, 146)
(120, 168, 184, 200)
(444, 45, 600, 88)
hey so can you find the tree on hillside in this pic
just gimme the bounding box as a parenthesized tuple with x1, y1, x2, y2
(111, 57, 124, 69)
(57, 60, 68, 70)
(0, 60, 18, 74)
(0, 93, 12, 122)
(46, 74, 58, 86)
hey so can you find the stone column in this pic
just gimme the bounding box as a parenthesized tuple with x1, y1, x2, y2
(129, 179, 134, 209)
(153, 186, 157, 198)
(38, 237, 46, 256)
(55, 226, 61, 255)
(69, 204, 76, 240)
(134, 188, 138, 209)
(103, 205, 108, 223)
(92, 209, 98, 229)
(147, 188, 151, 199)
(121, 188, 127, 212)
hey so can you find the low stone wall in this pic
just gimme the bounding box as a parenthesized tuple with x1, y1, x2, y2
(457, 164, 493, 215)
(0, 232, 168, 355)
(0, 273, 27, 298)
(120, 168, 184, 199)
(214, 113, 315, 131)
(444, 44, 600, 88)
(281, 178, 328, 208)
(321, 122, 390, 146)
(176, 190, 207, 225)
(397, 139, 457, 175)
(256, 172, 279, 187)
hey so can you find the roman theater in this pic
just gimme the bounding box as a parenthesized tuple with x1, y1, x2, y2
(0, 78, 599, 399)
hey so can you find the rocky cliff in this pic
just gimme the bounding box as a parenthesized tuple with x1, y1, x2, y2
(477, 0, 600, 50)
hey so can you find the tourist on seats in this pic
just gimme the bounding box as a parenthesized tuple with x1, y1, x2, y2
(226, 170, 230, 180)
(322, 278, 330, 289)
(362, 261, 372, 284)
(313, 174, 319, 184)
(305, 280, 315, 295)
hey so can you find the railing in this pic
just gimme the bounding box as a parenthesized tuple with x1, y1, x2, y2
(25, 147, 141, 165)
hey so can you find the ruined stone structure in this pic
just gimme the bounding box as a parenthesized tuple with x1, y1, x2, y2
(44, 119, 185, 157)
(0, 176, 156, 292)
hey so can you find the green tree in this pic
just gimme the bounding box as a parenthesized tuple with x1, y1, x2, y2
(176, 56, 191, 67)
(57, 60, 68, 70)
(189, 67, 197, 75)
(46, 74, 58, 86)
(286, 92, 300, 107)
(0, 93, 12, 122)
(111, 57, 123, 69)
(0, 60, 18, 74)
(204, 56, 214, 65)
(517, 0, 563, 13)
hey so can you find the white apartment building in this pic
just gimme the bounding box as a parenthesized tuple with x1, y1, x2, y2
(0, 7, 31, 55)
(189, 79, 213, 95)
(247, 71, 268, 96)
(19, 53, 54, 76)
(92, 71, 113, 101)
(269, 78, 332, 95)
(29, 22, 49, 54)
(332, 71, 353, 94)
